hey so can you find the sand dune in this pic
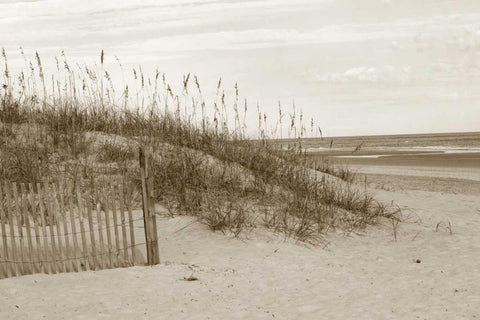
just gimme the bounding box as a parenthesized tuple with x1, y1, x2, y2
(0, 170, 479, 319)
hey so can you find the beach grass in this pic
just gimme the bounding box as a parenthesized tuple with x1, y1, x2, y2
(0, 49, 395, 242)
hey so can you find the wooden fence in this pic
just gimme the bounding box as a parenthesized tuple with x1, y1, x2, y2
(0, 148, 159, 279)
(0, 148, 160, 279)
(0, 180, 139, 278)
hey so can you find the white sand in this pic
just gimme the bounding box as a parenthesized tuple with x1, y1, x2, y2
(1, 179, 479, 319)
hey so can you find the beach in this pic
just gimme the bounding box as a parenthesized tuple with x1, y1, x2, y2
(0, 181, 479, 319)
(1, 132, 479, 319)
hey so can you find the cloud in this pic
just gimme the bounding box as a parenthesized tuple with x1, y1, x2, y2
(315, 65, 413, 84)
(313, 56, 480, 85)
(429, 60, 480, 81)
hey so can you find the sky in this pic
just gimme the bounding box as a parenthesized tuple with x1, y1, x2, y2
(1, 0, 480, 137)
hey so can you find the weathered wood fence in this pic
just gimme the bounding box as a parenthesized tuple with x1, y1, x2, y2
(0, 147, 160, 279)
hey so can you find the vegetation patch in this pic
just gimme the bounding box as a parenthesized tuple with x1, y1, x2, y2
(0, 49, 396, 243)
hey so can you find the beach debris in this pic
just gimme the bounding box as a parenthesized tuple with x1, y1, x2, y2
(352, 142, 364, 153)
(435, 221, 453, 235)
(183, 275, 199, 281)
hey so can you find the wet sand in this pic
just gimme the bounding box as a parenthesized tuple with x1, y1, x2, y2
(304, 132, 480, 182)
(350, 164, 480, 182)
(307, 151, 480, 182)
(358, 172, 480, 195)
(311, 151, 480, 169)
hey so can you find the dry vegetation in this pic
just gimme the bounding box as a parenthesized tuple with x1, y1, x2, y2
(0, 49, 395, 243)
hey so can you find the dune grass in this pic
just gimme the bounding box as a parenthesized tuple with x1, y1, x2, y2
(0, 49, 395, 243)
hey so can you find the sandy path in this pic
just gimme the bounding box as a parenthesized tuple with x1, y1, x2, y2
(1, 182, 479, 319)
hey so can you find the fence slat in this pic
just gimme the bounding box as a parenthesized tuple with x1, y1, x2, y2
(85, 198, 97, 270)
(117, 184, 129, 266)
(12, 183, 28, 275)
(0, 184, 10, 278)
(147, 173, 159, 265)
(36, 182, 51, 274)
(5, 183, 18, 276)
(28, 184, 44, 275)
(20, 183, 35, 274)
(37, 183, 56, 274)
(95, 202, 105, 270)
(76, 184, 90, 271)
(57, 181, 73, 273)
(103, 194, 114, 269)
(51, 183, 66, 273)
(126, 186, 136, 266)
(66, 183, 80, 273)
(42, 182, 58, 274)
(140, 149, 151, 265)
(109, 183, 121, 266)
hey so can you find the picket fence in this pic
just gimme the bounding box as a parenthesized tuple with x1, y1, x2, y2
(0, 148, 159, 279)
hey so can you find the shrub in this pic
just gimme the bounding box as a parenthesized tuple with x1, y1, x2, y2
(97, 141, 135, 163)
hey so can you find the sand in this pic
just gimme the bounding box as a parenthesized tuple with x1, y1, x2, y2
(1, 171, 479, 319)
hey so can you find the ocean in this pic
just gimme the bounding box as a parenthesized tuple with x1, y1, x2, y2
(299, 132, 480, 179)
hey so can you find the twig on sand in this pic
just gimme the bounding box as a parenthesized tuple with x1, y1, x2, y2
(174, 219, 200, 234)
(435, 220, 453, 235)
(183, 272, 198, 281)
(411, 231, 421, 241)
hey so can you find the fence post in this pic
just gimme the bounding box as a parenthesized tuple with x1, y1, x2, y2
(139, 147, 160, 265)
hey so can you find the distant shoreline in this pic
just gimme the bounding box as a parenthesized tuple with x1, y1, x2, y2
(301, 131, 480, 181)
(271, 130, 480, 142)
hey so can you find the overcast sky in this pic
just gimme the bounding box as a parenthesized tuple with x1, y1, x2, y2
(1, 0, 479, 136)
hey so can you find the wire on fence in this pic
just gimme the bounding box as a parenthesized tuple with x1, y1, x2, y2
(0, 242, 146, 265)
